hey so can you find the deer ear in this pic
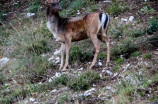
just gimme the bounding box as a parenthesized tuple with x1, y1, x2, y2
(41, 0, 47, 5)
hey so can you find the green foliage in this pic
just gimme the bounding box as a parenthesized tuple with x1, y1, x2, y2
(60, 0, 93, 16)
(0, 9, 8, 22)
(137, 6, 155, 15)
(67, 70, 100, 91)
(146, 35, 158, 49)
(57, 93, 71, 104)
(98, 52, 107, 60)
(28, 0, 41, 13)
(133, 29, 145, 37)
(115, 58, 123, 64)
(147, 19, 158, 35)
(143, 53, 152, 59)
(106, 2, 129, 17)
(70, 45, 93, 63)
(111, 38, 138, 60)
(130, 51, 141, 58)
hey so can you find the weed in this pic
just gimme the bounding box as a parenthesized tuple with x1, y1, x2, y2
(69, 45, 93, 63)
(111, 38, 138, 60)
(115, 58, 123, 64)
(147, 19, 158, 34)
(130, 51, 141, 58)
(57, 93, 72, 104)
(106, 2, 129, 17)
(133, 29, 145, 37)
(143, 53, 152, 59)
(67, 70, 100, 91)
(112, 65, 120, 72)
(137, 6, 155, 15)
(98, 52, 107, 60)
(28, 0, 41, 13)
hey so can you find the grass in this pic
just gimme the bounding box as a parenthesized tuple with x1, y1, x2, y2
(67, 70, 100, 91)
(143, 53, 152, 59)
(106, 1, 129, 17)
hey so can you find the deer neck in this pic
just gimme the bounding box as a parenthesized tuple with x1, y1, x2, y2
(46, 7, 61, 38)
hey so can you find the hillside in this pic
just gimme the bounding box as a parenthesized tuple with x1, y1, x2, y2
(0, 0, 158, 104)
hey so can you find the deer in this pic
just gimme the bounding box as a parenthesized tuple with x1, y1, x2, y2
(42, 0, 110, 70)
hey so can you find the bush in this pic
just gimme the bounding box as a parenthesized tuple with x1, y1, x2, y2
(69, 45, 93, 63)
(111, 39, 138, 60)
(147, 19, 158, 35)
(28, 0, 41, 13)
(130, 51, 141, 58)
(143, 53, 152, 59)
(106, 2, 129, 17)
(67, 70, 100, 91)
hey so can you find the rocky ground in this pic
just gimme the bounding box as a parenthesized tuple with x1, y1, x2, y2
(0, 0, 158, 104)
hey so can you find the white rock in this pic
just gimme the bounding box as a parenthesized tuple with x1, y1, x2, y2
(54, 50, 60, 55)
(77, 10, 80, 15)
(38, 82, 42, 85)
(55, 72, 61, 77)
(129, 16, 134, 22)
(33, 102, 40, 104)
(103, 0, 111, 3)
(0, 57, 9, 67)
(113, 73, 118, 77)
(121, 18, 128, 22)
(84, 88, 96, 96)
(24, 101, 29, 104)
(102, 69, 106, 73)
(106, 70, 113, 76)
(51, 89, 58, 93)
(3, 14, 7, 16)
(30, 98, 35, 102)
(100, 73, 103, 79)
(106, 86, 111, 90)
(55, 57, 60, 64)
(98, 62, 103, 66)
(48, 56, 54, 61)
(25, 13, 35, 18)
(78, 67, 83, 71)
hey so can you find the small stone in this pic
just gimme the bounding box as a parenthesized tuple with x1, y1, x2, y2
(84, 88, 96, 96)
(54, 49, 60, 55)
(106, 86, 111, 90)
(51, 89, 58, 93)
(98, 62, 103, 66)
(129, 16, 134, 22)
(106, 70, 113, 76)
(30, 98, 35, 102)
(78, 67, 83, 71)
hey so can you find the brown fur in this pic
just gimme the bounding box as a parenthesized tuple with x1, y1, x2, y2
(43, 0, 110, 70)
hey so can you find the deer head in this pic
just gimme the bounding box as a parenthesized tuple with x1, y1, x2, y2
(42, 0, 62, 13)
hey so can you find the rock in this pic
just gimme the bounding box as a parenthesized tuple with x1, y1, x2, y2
(0, 57, 9, 67)
(29, 98, 35, 102)
(25, 13, 35, 18)
(84, 88, 96, 96)
(50, 89, 58, 93)
(129, 16, 134, 22)
(121, 18, 128, 23)
(106, 70, 113, 76)
(54, 49, 60, 55)
(48, 72, 61, 82)
(98, 62, 103, 66)
(106, 86, 111, 90)
(78, 67, 83, 71)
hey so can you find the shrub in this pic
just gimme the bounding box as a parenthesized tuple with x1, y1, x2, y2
(133, 29, 145, 37)
(106, 2, 129, 17)
(130, 51, 141, 58)
(147, 19, 158, 35)
(67, 70, 100, 91)
(111, 38, 138, 60)
(69, 45, 93, 63)
(115, 58, 123, 64)
(143, 53, 152, 59)
(28, 0, 41, 13)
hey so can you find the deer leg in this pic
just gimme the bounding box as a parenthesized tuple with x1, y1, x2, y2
(59, 43, 65, 70)
(89, 35, 101, 69)
(105, 37, 110, 67)
(100, 32, 110, 67)
(63, 37, 71, 70)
